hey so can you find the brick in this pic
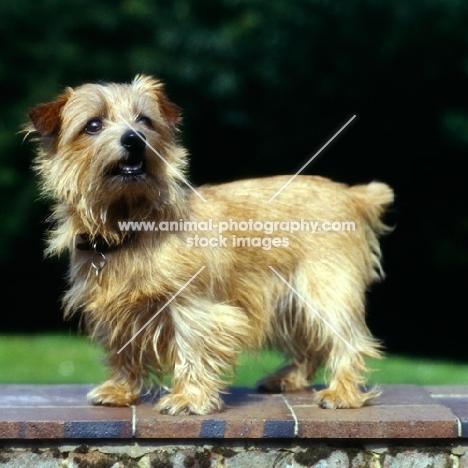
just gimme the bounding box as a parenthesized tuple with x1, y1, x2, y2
(0, 385, 462, 440)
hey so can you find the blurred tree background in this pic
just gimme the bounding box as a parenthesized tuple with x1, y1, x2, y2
(1, 0, 468, 359)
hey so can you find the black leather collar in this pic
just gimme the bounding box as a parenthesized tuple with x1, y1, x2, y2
(76, 232, 135, 252)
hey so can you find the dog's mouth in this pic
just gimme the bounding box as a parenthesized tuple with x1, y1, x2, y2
(117, 158, 146, 176)
(108, 156, 146, 178)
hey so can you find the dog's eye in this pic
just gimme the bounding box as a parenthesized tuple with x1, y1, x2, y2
(137, 116, 153, 128)
(85, 119, 103, 135)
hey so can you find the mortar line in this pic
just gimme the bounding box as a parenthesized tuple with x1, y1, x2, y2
(429, 394, 468, 399)
(457, 416, 462, 438)
(281, 394, 299, 437)
(131, 405, 136, 437)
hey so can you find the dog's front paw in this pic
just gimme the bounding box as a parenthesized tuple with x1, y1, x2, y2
(87, 380, 140, 407)
(158, 392, 224, 416)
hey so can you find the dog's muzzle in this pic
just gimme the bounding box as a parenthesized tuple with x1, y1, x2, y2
(117, 130, 147, 176)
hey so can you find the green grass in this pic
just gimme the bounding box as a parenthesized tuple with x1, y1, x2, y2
(0, 334, 106, 384)
(1, 334, 468, 386)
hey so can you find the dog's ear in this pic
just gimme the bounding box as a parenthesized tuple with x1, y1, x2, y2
(133, 75, 182, 129)
(28, 90, 71, 137)
(157, 93, 182, 129)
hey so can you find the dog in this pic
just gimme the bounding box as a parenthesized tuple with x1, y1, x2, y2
(26, 75, 393, 415)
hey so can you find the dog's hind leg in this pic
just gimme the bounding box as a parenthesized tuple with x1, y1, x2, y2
(312, 308, 382, 409)
(258, 265, 381, 407)
(314, 341, 381, 409)
(256, 354, 321, 393)
(256, 275, 323, 393)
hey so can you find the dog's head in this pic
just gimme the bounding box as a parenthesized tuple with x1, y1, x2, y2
(27, 75, 188, 228)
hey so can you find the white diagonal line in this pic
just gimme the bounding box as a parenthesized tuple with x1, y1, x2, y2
(268, 115, 356, 202)
(117, 266, 206, 354)
(121, 117, 206, 202)
(269, 266, 359, 354)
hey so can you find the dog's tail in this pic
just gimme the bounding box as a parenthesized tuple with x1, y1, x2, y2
(349, 181, 394, 280)
(350, 181, 394, 231)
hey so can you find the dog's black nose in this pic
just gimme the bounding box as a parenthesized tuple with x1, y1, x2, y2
(121, 130, 146, 154)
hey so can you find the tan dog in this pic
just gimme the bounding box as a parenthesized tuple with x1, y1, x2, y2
(26, 75, 393, 415)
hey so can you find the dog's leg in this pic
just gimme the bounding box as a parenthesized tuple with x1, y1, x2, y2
(273, 265, 380, 408)
(87, 378, 141, 407)
(157, 301, 248, 415)
(256, 355, 321, 393)
(313, 332, 381, 409)
(259, 274, 380, 406)
(87, 348, 142, 407)
(159, 361, 226, 415)
(315, 364, 381, 409)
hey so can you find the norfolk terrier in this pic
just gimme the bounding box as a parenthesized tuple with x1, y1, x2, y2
(26, 75, 393, 415)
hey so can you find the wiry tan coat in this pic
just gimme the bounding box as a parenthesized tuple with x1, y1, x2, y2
(27, 75, 393, 415)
